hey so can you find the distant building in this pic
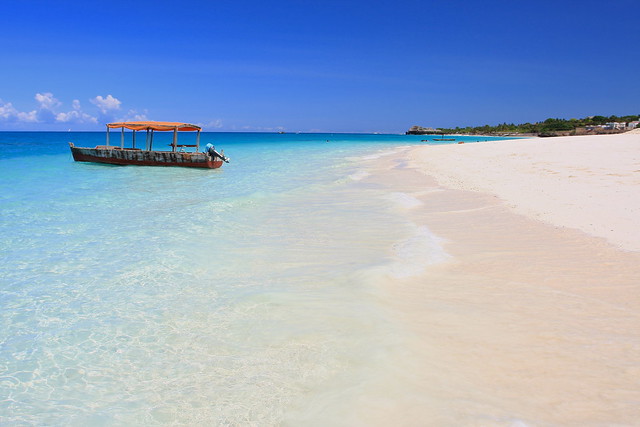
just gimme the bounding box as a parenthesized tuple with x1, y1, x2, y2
(604, 122, 626, 130)
(628, 121, 639, 129)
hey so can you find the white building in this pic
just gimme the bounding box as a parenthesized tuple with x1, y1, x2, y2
(605, 122, 626, 130)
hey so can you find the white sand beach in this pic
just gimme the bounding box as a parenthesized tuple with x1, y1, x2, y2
(351, 133, 640, 425)
(409, 133, 640, 251)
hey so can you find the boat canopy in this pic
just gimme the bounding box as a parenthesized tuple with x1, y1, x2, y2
(105, 121, 202, 151)
(107, 121, 202, 132)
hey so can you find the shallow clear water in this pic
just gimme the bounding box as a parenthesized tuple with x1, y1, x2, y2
(0, 132, 500, 424)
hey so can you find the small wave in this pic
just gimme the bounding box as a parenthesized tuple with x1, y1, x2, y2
(388, 226, 449, 278)
(361, 149, 398, 160)
(414, 188, 444, 196)
(348, 170, 370, 181)
(386, 192, 423, 209)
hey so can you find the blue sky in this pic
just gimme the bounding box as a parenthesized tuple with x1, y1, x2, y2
(1, 0, 638, 132)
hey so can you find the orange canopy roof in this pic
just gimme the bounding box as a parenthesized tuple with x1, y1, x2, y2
(107, 121, 201, 132)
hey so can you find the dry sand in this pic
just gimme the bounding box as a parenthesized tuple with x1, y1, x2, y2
(409, 133, 640, 251)
(351, 133, 640, 425)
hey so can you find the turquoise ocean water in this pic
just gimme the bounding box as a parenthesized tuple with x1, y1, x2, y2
(1, 132, 501, 424)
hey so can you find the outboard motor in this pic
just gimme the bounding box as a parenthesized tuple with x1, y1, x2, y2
(204, 143, 230, 163)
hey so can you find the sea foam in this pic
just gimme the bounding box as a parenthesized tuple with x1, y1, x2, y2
(348, 170, 370, 181)
(388, 225, 449, 278)
(386, 192, 424, 209)
(360, 149, 398, 160)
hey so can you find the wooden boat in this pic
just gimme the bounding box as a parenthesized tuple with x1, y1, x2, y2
(69, 121, 229, 169)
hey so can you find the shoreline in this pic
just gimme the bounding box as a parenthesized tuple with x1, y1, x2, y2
(409, 133, 640, 251)
(349, 134, 640, 424)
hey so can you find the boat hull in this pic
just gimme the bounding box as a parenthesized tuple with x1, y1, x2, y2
(69, 144, 224, 169)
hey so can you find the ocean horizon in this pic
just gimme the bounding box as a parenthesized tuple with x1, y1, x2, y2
(1, 131, 503, 424)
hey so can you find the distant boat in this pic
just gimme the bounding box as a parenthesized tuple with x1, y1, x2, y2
(69, 121, 229, 169)
(432, 133, 456, 141)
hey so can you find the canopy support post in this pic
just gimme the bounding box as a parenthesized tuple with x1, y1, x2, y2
(145, 129, 150, 150)
(106, 125, 110, 147)
(196, 130, 200, 152)
(121, 127, 124, 148)
(132, 130, 136, 149)
(172, 128, 177, 152)
(150, 130, 154, 150)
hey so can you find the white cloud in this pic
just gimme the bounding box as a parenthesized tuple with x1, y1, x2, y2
(18, 110, 38, 122)
(239, 124, 285, 132)
(54, 99, 97, 124)
(0, 100, 38, 123)
(33, 92, 62, 123)
(202, 119, 223, 129)
(56, 110, 98, 124)
(35, 92, 61, 110)
(1, 94, 98, 125)
(0, 101, 15, 119)
(116, 109, 149, 122)
(91, 94, 122, 114)
(0, 93, 145, 128)
(21, 112, 38, 122)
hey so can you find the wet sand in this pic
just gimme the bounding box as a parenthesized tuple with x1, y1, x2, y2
(353, 135, 640, 425)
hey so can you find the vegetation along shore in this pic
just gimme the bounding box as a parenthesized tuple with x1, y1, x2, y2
(407, 114, 640, 137)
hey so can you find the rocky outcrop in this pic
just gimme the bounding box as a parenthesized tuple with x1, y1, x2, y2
(406, 125, 442, 135)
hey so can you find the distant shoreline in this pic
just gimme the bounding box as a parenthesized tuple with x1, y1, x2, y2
(445, 133, 537, 138)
